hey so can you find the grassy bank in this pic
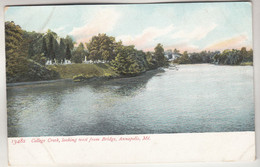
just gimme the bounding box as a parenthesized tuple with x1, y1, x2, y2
(47, 63, 119, 79)
(240, 62, 253, 66)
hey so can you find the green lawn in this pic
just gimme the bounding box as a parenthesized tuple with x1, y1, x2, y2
(47, 63, 119, 79)
(240, 62, 253, 66)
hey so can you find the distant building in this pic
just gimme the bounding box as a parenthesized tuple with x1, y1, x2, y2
(164, 54, 171, 59)
(164, 50, 173, 60)
(168, 53, 181, 61)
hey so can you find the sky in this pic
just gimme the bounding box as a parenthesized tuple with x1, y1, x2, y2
(5, 2, 252, 52)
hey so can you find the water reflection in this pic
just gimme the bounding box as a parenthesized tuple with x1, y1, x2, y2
(7, 69, 164, 137)
(88, 69, 164, 96)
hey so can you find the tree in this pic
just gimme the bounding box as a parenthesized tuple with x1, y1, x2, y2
(31, 53, 47, 66)
(5, 21, 23, 57)
(214, 49, 243, 65)
(173, 48, 180, 54)
(241, 47, 253, 62)
(28, 42, 34, 59)
(5, 21, 60, 82)
(48, 34, 55, 63)
(111, 45, 146, 76)
(247, 49, 253, 62)
(71, 42, 87, 63)
(240, 47, 247, 59)
(65, 44, 72, 60)
(23, 31, 44, 56)
(5, 21, 29, 82)
(42, 37, 48, 59)
(44, 29, 58, 63)
(86, 33, 117, 62)
(57, 38, 66, 63)
(146, 52, 157, 69)
(213, 52, 221, 64)
(154, 43, 168, 67)
(64, 35, 75, 61)
(175, 51, 191, 64)
(20, 31, 48, 65)
(64, 35, 75, 50)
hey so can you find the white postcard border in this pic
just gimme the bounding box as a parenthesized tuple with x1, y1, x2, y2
(8, 132, 255, 165)
(1, 0, 260, 167)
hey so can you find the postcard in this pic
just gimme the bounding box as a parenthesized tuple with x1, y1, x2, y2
(5, 1, 255, 165)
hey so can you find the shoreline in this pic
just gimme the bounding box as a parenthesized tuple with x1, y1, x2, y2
(6, 63, 251, 87)
(172, 62, 253, 66)
(6, 68, 166, 87)
(6, 79, 73, 87)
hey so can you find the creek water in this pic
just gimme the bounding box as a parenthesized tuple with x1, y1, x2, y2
(7, 64, 254, 137)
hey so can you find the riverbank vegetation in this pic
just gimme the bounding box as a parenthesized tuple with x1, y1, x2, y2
(172, 47, 253, 65)
(5, 21, 253, 83)
(5, 21, 60, 83)
(5, 21, 168, 83)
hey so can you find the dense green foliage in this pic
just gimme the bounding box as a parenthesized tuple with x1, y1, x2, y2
(213, 48, 253, 65)
(86, 33, 118, 62)
(5, 21, 169, 82)
(111, 45, 147, 76)
(71, 43, 88, 63)
(154, 43, 169, 67)
(5, 22, 78, 82)
(5, 21, 59, 83)
(87, 34, 168, 76)
(5, 21, 253, 83)
(173, 48, 253, 65)
(5, 21, 26, 81)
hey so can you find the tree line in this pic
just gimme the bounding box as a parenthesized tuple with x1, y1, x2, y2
(5, 21, 253, 82)
(5, 21, 168, 81)
(171, 48, 253, 65)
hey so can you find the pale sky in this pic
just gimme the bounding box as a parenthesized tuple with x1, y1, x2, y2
(5, 2, 252, 52)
